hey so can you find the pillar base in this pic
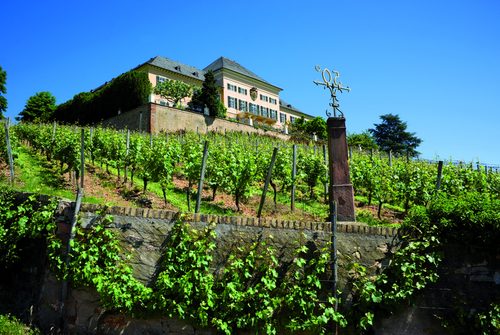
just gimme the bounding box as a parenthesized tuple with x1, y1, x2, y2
(332, 184, 355, 221)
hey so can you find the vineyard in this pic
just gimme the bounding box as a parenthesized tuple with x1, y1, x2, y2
(2, 121, 500, 223)
(1, 121, 500, 334)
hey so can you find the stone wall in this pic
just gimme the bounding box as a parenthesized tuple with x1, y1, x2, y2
(101, 103, 289, 140)
(3, 195, 499, 334)
(101, 105, 151, 132)
(33, 202, 398, 334)
(375, 243, 500, 335)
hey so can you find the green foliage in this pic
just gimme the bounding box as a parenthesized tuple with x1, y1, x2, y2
(0, 65, 7, 118)
(48, 211, 152, 312)
(190, 70, 226, 118)
(347, 131, 378, 151)
(154, 79, 194, 107)
(222, 142, 258, 211)
(154, 219, 217, 325)
(426, 191, 500, 248)
(18, 91, 56, 123)
(16, 123, 80, 177)
(0, 314, 40, 335)
(289, 116, 327, 142)
(213, 241, 281, 333)
(280, 244, 347, 332)
(474, 303, 500, 335)
(369, 114, 422, 157)
(347, 218, 441, 331)
(53, 70, 152, 124)
(0, 191, 57, 267)
(347, 189, 500, 333)
(298, 150, 327, 199)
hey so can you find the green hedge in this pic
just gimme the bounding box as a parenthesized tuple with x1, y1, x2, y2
(53, 71, 152, 125)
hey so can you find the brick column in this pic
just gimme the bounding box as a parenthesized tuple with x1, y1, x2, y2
(149, 103, 156, 134)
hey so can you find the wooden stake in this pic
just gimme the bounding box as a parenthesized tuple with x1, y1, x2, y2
(195, 141, 209, 213)
(258, 147, 278, 218)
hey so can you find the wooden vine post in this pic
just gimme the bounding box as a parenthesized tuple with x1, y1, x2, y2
(4, 118, 15, 184)
(291, 144, 297, 211)
(195, 141, 209, 213)
(124, 129, 130, 183)
(258, 147, 279, 218)
(436, 160, 444, 192)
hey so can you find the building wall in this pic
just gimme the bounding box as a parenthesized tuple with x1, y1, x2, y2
(222, 76, 280, 125)
(142, 66, 202, 109)
(134, 63, 310, 131)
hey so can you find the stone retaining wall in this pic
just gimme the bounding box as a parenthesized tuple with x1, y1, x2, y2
(34, 201, 399, 334)
(101, 103, 289, 140)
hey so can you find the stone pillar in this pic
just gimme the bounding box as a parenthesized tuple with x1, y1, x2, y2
(327, 117, 355, 221)
(149, 103, 156, 134)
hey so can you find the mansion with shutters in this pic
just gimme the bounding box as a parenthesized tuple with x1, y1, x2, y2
(133, 56, 312, 132)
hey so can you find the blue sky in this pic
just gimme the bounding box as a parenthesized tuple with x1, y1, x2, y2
(2, 0, 499, 165)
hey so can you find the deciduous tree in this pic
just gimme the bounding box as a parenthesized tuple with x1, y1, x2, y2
(18, 91, 56, 122)
(154, 79, 193, 107)
(289, 116, 327, 142)
(347, 131, 378, 151)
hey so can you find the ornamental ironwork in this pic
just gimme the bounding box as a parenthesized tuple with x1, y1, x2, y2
(313, 66, 350, 118)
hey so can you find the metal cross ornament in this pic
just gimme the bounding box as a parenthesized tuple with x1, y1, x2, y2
(313, 65, 350, 118)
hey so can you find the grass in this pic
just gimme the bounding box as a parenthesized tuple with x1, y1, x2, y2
(354, 195, 405, 213)
(0, 314, 40, 335)
(1, 146, 109, 205)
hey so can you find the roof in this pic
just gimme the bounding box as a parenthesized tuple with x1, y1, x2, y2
(279, 99, 313, 118)
(204, 57, 279, 88)
(144, 56, 205, 81)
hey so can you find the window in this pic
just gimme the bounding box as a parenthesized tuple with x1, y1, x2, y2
(290, 116, 297, 124)
(249, 103, 258, 115)
(238, 87, 247, 95)
(270, 109, 277, 120)
(228, 96, 237, 109)
(259, 94, 268, 102)
(280, 112, 287, 124)
(238, 100, 248, 112)
(227, 83, 237, 92)
(156, 76, 167, 85)
(269, 97, 277, 105)
(260, 106, 269, 118)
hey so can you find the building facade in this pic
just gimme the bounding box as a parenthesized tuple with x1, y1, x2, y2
(133, 56, 312, 132)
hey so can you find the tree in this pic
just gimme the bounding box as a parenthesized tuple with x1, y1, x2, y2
(347, 131, 378, 151)
(18, 91, 56, 122)
(369, 114, 422, 157)
(190, 70, 226, 118)
(0, 66, 6, 119)
(289, 116, 327, 143)
(154, 79, 193, 107)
